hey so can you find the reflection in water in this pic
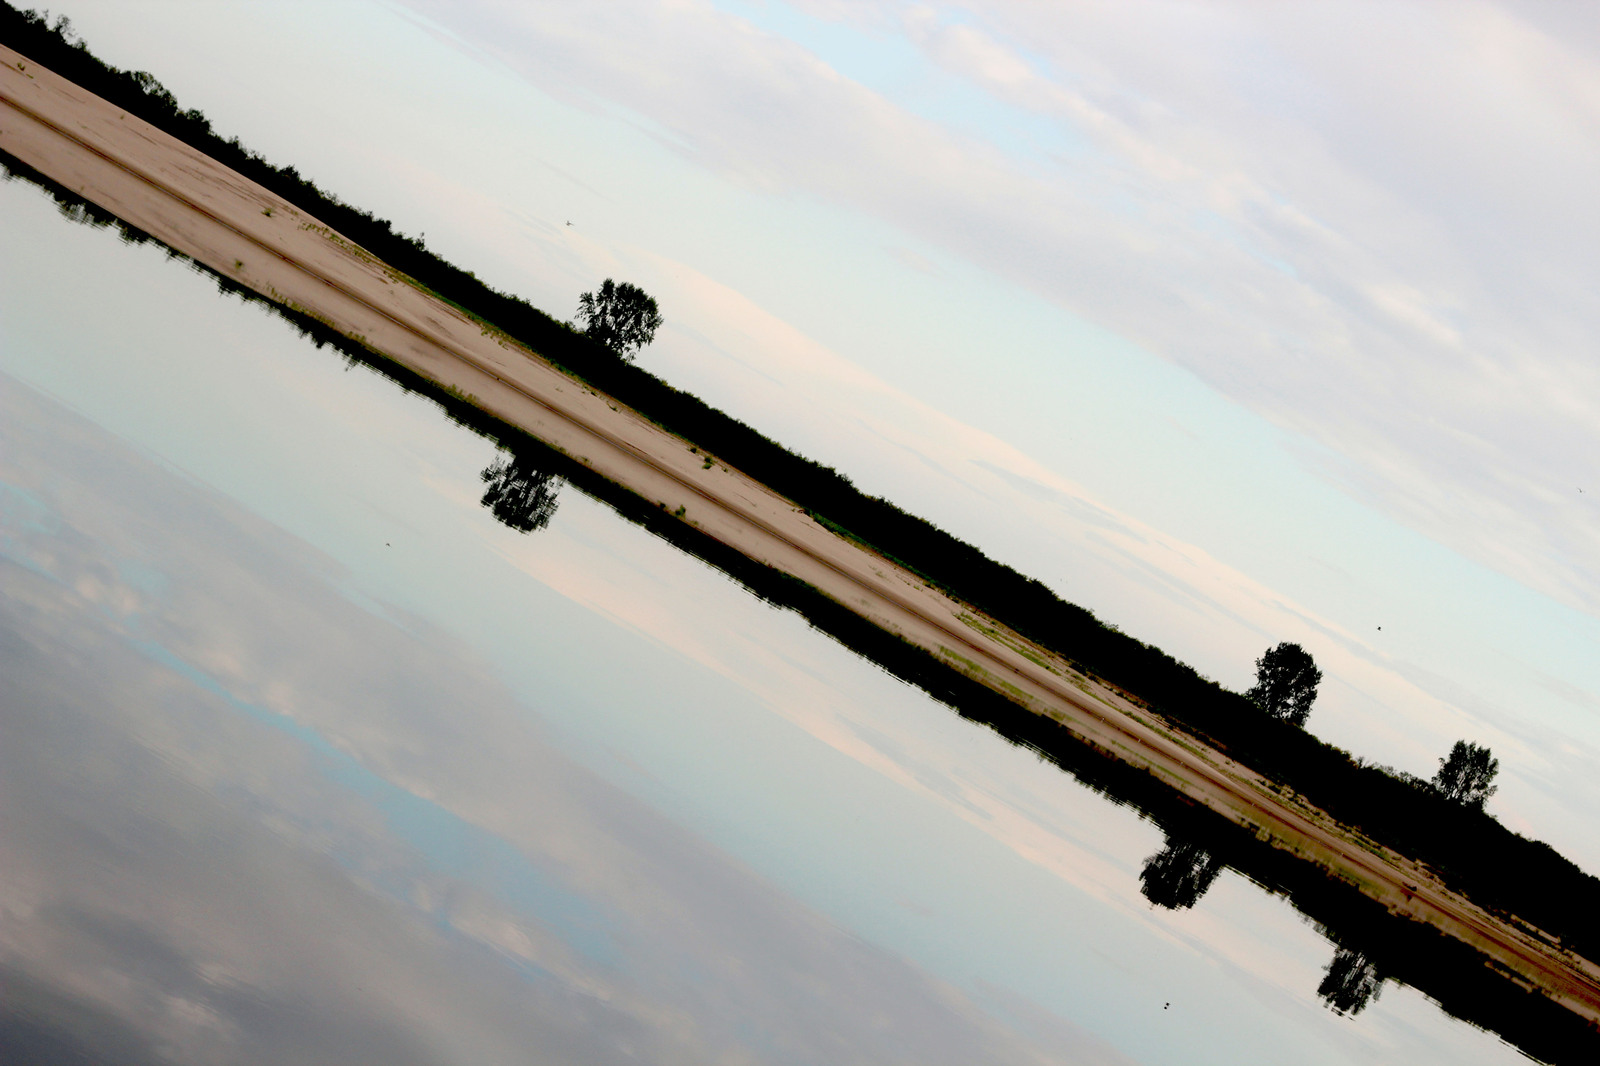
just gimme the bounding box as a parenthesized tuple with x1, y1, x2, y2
(1139, 835, 1224, 911)
(5, 162, 1595, 1062)
(1318, 947, 1385, 1016)
(480, 451, 562, 533)
(0, 377, 1113, 1066)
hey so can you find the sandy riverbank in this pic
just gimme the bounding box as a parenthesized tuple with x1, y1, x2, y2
(3, 43, 1597, 1025)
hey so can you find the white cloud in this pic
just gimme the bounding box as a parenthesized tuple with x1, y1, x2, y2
(403, 0, 1600, 624)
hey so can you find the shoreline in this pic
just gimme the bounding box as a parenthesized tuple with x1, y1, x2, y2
(4, 42, 1598, 1028)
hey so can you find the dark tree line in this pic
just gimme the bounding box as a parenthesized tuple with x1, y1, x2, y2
(1242, 643, 1500, 809)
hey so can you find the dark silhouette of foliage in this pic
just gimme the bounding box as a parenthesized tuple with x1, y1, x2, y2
(576, 279, 662, 362)
(1139, 836, 1224, 910)
(480, 452, 561, 533)
(1318, 947, 1384, 1016)
(1245, 642, 1322, 726)
(1433, 740, 1499, 810)
(7, 3, 1600, 999)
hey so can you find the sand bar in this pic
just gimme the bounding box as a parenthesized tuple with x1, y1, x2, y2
(4, 43, 1597, 1023)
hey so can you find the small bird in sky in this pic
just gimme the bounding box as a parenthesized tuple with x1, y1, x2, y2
(565, 220, 573, 227)
(1164, 1002, 1170, 1010)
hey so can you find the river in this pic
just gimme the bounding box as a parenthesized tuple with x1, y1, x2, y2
(0, 160, 1538, 1063)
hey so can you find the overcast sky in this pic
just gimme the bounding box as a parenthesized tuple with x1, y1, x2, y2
(37, 0, 1600, 870)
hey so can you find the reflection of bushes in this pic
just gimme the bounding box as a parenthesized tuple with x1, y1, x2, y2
(480, 453, 560, 534)
(1318, 947, 1384, 1016)
(5, 0, 1600, 987)
(1139, 837, 1223, 910)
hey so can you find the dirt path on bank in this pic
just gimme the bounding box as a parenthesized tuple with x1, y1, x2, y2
(4, 44, 1598, 1025)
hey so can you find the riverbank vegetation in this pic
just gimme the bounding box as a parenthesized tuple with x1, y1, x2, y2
(4, 2, 1598, 979)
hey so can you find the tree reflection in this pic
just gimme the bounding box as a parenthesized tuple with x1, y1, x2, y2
(480, 451, 562, 533)
(1318, 946, 1384, 1016)
(1139, 836, 1224, 910)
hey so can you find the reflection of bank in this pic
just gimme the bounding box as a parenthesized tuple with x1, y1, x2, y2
(1133, 824, 1599, 1044)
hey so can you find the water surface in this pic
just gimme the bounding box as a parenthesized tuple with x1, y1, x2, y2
(0, 171, 1539, 1063)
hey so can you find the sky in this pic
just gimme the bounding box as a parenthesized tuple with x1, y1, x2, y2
(27, 0, 1600, 872)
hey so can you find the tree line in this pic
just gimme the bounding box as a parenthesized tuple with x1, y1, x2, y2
(1, 1, 1592, 969)
(1247, 641, 1499, 807)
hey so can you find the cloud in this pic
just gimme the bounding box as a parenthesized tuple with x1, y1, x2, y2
(400, 0, 1600, 626)
(899, 0, 1600, 617)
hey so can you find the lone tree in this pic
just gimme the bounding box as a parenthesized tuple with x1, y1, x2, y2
(1432, 740, 1499, 810)
(1246, 642, 1322, 727)
(575, 279, 662, 362)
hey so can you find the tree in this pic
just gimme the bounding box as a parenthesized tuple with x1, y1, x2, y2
(575, 278, 662, 362)
(1432, 740, 1499, 810)
(480, 452, 561, 533)
(1245, 642, 1322, 727)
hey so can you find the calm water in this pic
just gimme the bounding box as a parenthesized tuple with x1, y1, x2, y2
(0, 175, 1537, 1063)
